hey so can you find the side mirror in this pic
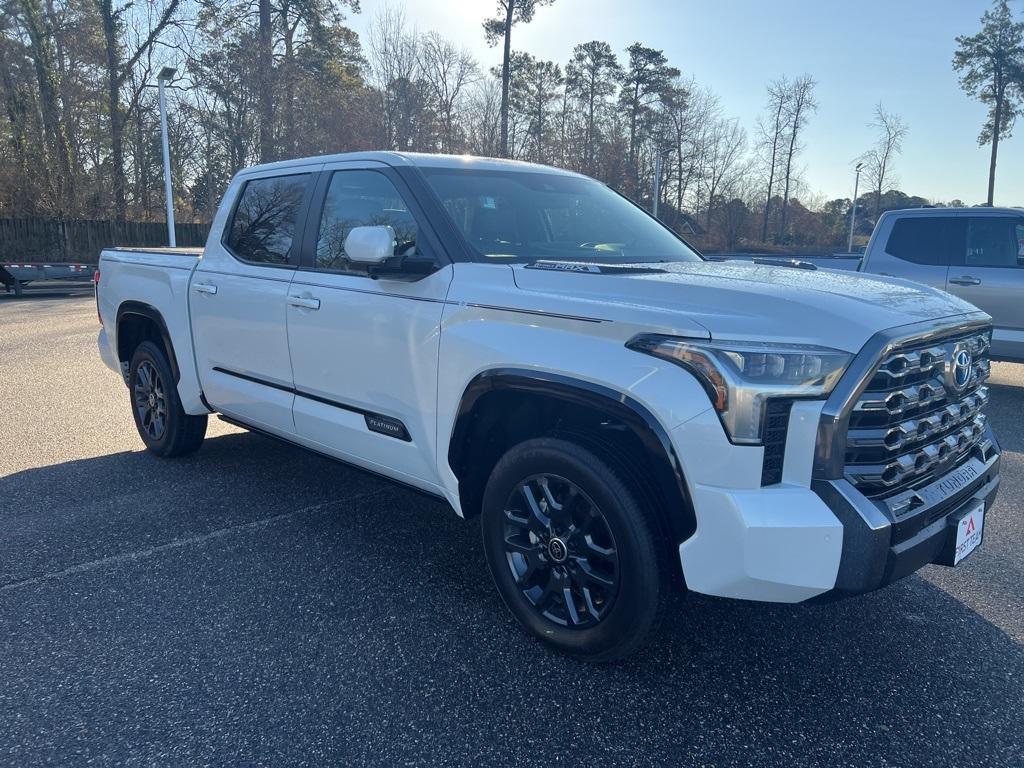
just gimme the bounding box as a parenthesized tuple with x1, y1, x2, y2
(345, 225, 395, 265)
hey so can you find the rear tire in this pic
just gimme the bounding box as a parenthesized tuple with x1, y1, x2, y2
(128, 340, 207, 457)
(481, 437, 671, 662)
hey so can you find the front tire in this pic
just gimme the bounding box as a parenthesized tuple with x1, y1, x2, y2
(128, 340, 207, 457)
(481, 437, 670, 662)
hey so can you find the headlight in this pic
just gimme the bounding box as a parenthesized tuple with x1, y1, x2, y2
(627, 335, 852, 444)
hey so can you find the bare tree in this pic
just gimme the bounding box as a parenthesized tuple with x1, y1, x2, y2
(367, 5, 424, 150)
(257, 0, 273, 162)
(13, 0, 76, 213)
(419, 32, 478, 153)
(464, 76, 502, 157)
(859, 103, 908, 220)
(701, 117, 747, 230)
(95, 0, 182, 219)
(757, 76, 789, 242)
(777, 74, 816, 242)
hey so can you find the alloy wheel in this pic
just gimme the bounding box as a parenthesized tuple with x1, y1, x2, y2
(502, 473, 620, 628)
(133, 360, 167, 440)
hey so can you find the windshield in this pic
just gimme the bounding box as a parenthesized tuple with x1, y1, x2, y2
(419, 167, 702, 265)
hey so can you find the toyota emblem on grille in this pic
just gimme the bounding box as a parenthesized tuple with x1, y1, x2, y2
(947, 343, 973, 393)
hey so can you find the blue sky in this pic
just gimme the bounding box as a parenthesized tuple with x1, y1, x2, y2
(347, 0, 1023, 207)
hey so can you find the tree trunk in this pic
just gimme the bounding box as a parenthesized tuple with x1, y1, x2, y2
(18, 0, 74, 214)
(761, 99, 784, 242)
(284, 29, 295, 157)
(0, 46, 32, 211)
(498, 1, 514, 158)
(97, 1, 129, 219)
(586, 72, 595, 173)
(258, 0, 275, 163)
(628, 81, 640, 173)
(987, 90, 1002, 207)
(778, 117, 800, 243)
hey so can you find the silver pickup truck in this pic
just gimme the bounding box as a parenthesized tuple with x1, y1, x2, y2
(859, 207, 1024, 363)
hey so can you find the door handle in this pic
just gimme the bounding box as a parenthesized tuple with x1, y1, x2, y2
(192, 282, 218, 295)
(287, 295, 320, 310)
(949, 276, 981, 286)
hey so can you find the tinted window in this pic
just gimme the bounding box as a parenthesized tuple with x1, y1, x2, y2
(885, 217, 965, 266)
(421, 168, 701, 265)
(226, 174, 310, 264)
(965, 218, 1024, 268)
(316, 171, 419, 271)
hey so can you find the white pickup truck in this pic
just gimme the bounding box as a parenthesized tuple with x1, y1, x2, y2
(97, 152, 1001, 661)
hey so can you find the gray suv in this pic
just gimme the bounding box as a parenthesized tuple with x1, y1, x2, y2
(859, 207, 1024, 362)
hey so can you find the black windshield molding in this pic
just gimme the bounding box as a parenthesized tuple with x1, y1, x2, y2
(211, 366, 412, 441)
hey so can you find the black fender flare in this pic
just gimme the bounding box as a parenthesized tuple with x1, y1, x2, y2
(115, 301, 181, 383)
(448, 368, 697, 545)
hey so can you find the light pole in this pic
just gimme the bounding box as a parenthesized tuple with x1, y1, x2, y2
(847, 161, 864, 253)
(158, 66, 177, 247)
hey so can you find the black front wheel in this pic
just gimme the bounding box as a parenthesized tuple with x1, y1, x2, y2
(481, 437, 670, 662)
(128, 340, 207, 457)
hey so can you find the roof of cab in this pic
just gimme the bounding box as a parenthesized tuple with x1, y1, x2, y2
(880, 206, 1022, 217)
(236, 151, 586, 178)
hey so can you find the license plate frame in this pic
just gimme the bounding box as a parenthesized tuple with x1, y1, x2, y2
(952, 501, 985, 566)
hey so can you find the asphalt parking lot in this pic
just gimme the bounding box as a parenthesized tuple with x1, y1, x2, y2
(1, 295, 1022, 767)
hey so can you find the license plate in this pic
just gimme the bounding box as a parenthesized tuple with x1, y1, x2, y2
(953, 502, 985, 565)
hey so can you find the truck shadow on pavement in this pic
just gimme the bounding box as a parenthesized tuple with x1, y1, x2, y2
(985, 380, 1024, 453)
(1, 430, 1022, 765)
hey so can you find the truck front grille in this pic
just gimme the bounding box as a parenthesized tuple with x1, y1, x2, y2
(844, 329, 991, 499)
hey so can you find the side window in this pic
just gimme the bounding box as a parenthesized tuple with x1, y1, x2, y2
(226, 174, 311, 264)
(885, 217, 965, 266)
(966, 218, 1023, 268)
(315, 170, 419, 271)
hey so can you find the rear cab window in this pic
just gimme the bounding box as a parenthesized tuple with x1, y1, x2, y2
(964, 217, 1024, 268)
(225, 174, 312, 265)
(884, 216, 966, 266)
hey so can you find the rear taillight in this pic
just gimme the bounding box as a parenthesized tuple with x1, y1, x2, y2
(94, 269, 101, 324)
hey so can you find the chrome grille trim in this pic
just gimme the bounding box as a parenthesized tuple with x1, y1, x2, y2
(842, 326, 993, 499)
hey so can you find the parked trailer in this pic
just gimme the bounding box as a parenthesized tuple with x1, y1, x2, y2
(1, 262, 94, 296)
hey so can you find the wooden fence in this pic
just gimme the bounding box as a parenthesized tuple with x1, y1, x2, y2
(0, 217, 210, 264)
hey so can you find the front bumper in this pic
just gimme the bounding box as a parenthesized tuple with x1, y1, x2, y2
(674, 410, 1001, 604)
(812, 429, 1000, 597)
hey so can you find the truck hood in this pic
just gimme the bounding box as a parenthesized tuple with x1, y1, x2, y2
(511, 260, 984, 353)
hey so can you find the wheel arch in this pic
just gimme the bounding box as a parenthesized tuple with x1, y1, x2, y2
(447, 368, 696, 546)
(115, 301, 180, 383)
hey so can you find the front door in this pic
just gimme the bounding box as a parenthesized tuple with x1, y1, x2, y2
(285, 162, 453, 488)
(190, 170, 317, 435)
(945, 216, 1024, 361)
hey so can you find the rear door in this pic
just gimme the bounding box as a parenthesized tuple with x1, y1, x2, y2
(285, 161, 453, 486)
(945, 215, 1024, 361)
(190, 170, 317, 434)
(865, 215, 965, 290)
